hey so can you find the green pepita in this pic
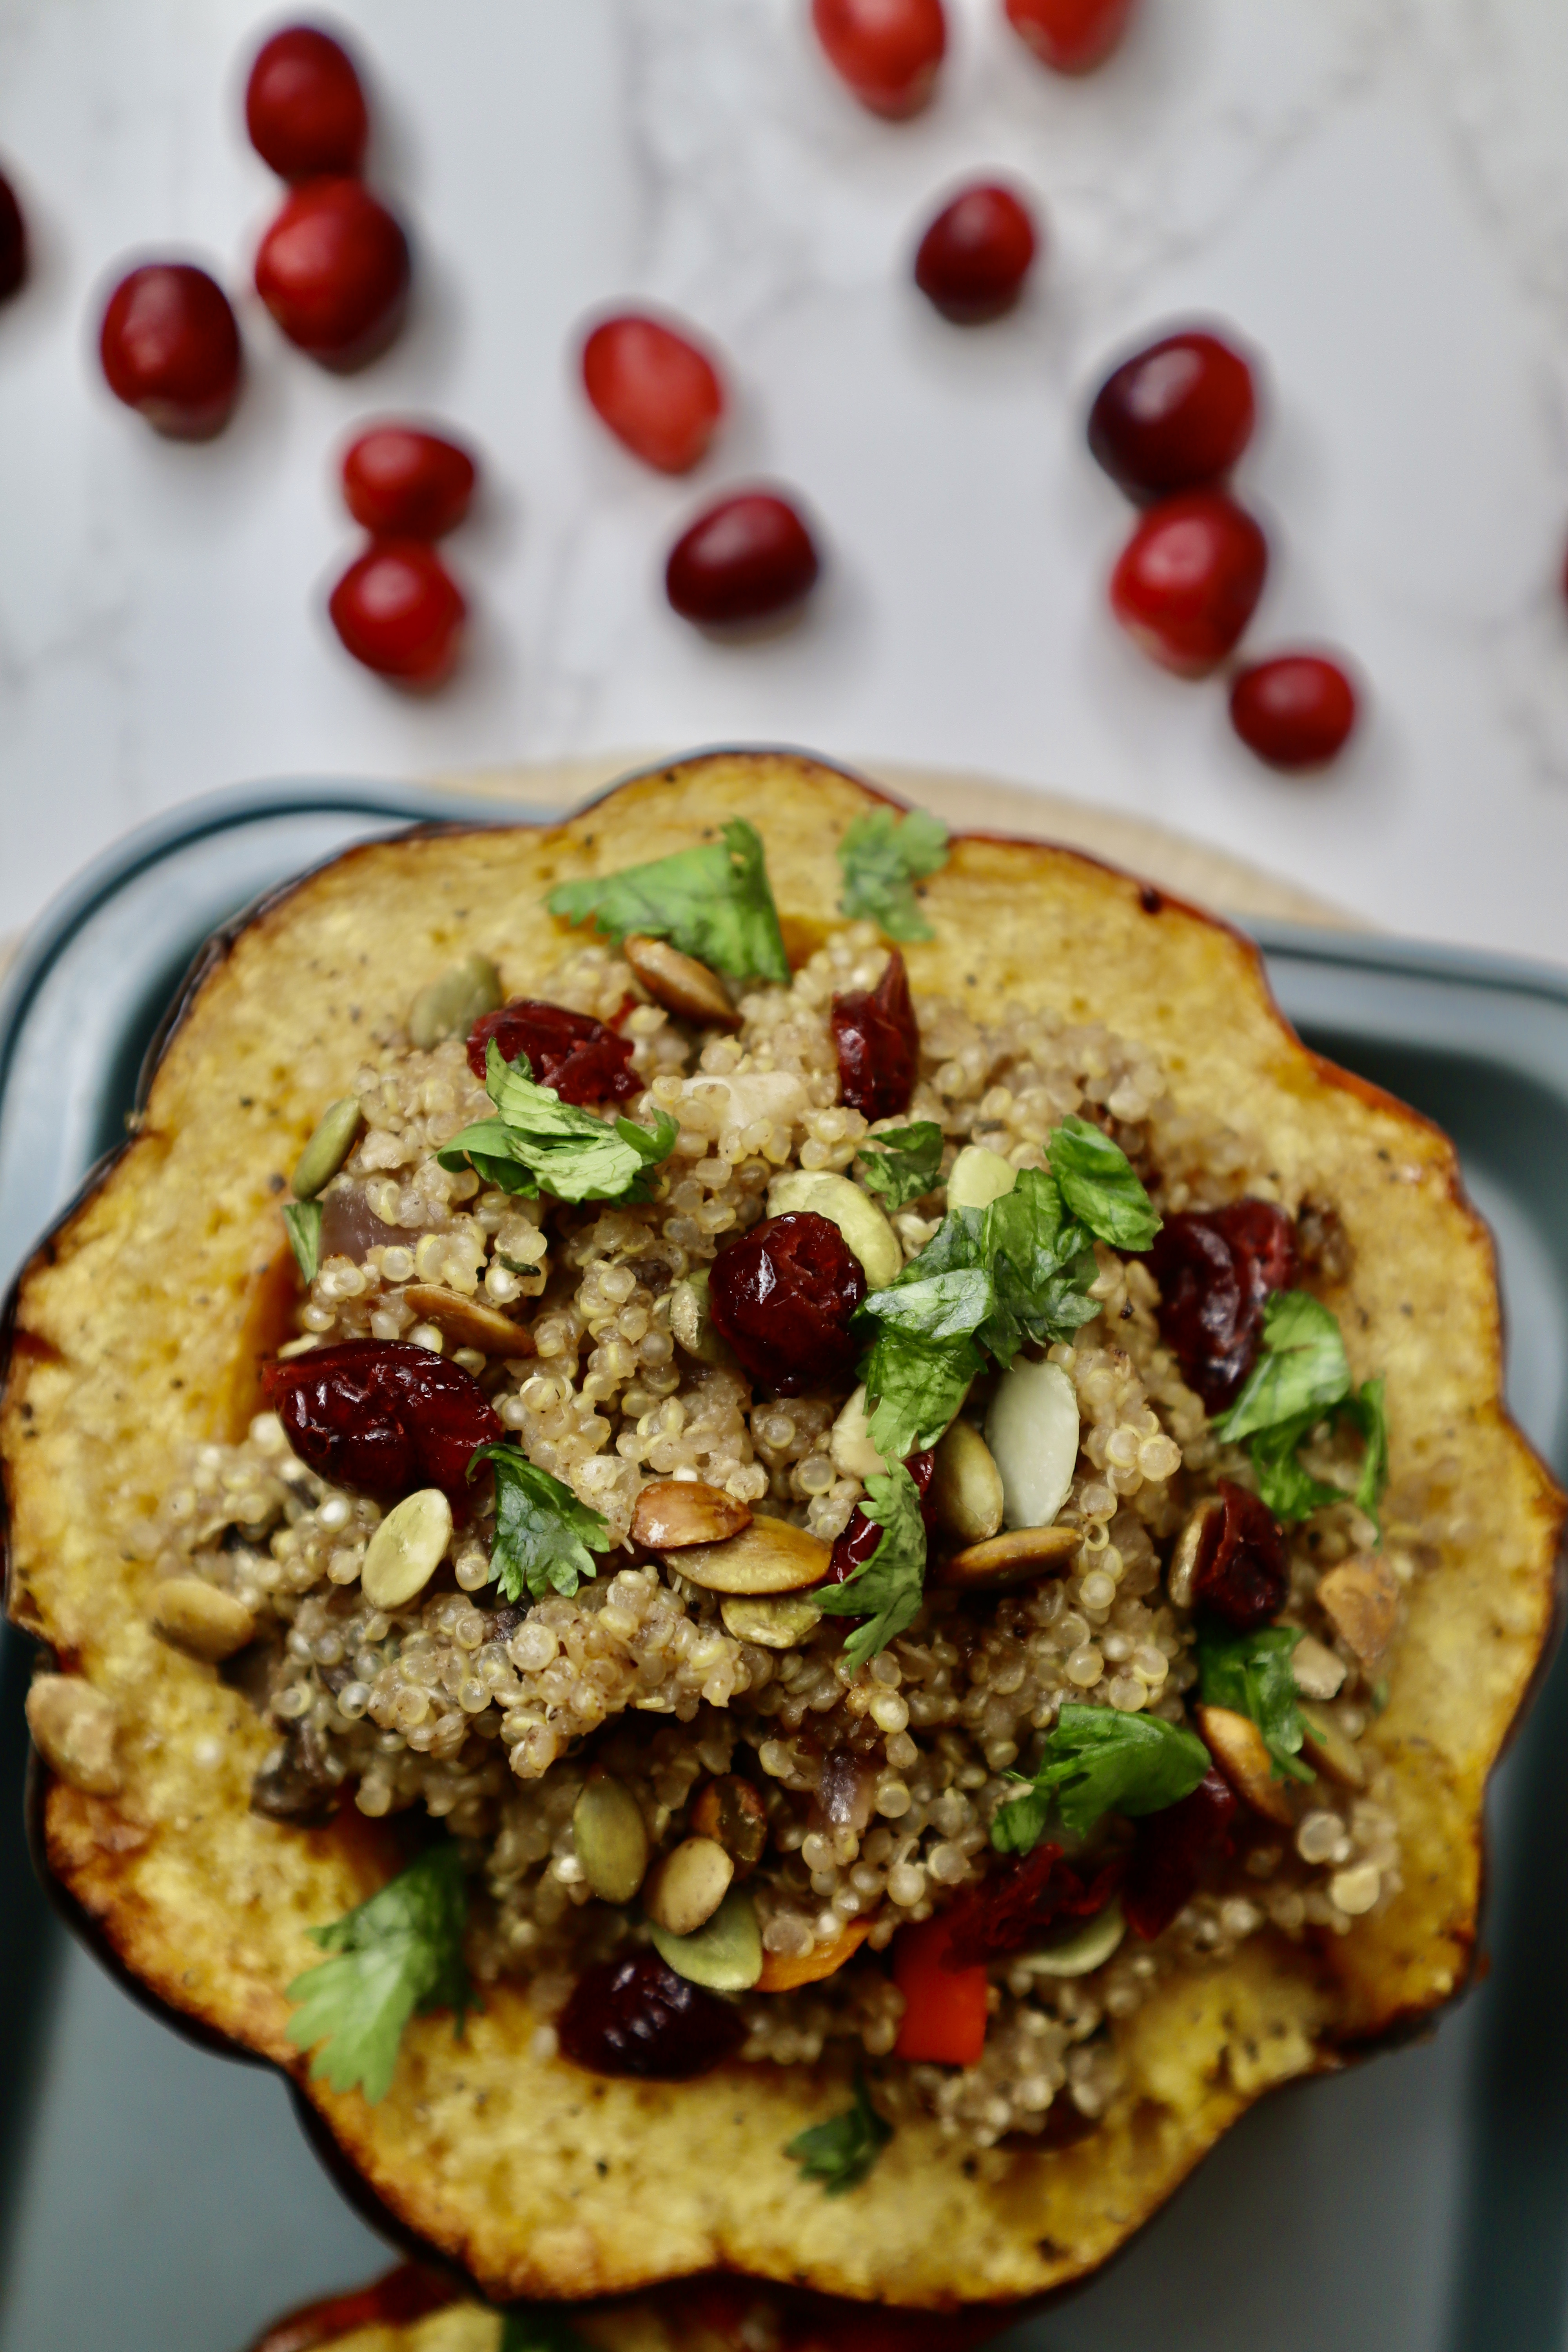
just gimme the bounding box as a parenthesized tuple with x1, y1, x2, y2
(360, 1488, 453, 1611)
(572, 1771, 651, 1904)
(1022, 1898, 1125, 1979)
(719, 1592, 823, 1649)
(669, 1267, 731, 1366)
(291, 1096, 364, 1202)
(650, 1882, 763, 1992)
(408, 954, 504, 1051)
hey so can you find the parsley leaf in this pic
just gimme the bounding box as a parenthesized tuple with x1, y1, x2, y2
(857, 1120, 945, 1210)
(286, 1845, 475, 2104)
(991, 1704, 1212, 1854)
(858, 1325, 986, 1460)
(785, 2069, 893, 2195)
(282, 1200, 322, 1284)
(1213, 1292, 1388, 1532)
(501, 2316, 592, 2352)
(437, 1042, 678, 1206)
(468, 1442, 614, 1605)
(1047, 1115, 1162, 1252)
(815, 1461, 927, 1667)
(1198, 1623, 1314, 1783)
(837, 807, 949, 942)
(547, 818, 789, 985)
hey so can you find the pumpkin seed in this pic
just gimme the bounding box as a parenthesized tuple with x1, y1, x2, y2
(1167, 1496, 1223, 1610)
(399, 1283, 534, 1357)
(935, 1522, 1080, 1588)
(671, 1517, 831, 1596)
(25, 1674, 121, 1795)
(1022, 1899, 1126, 1978)
(623, 934, 739, 1029)
(644, 1835, 734, 1935)
(720, 1591, 824, 1649)
(946, 1143, 1017, 1213)
(151, 1577, 256, 1662)
(1196, 1702, 1294, 1826)
(1299, 1703, 1365, 1789)
(986, 1357, 1080, 1531)
(829, 1384, 887, 1482)
(572, 1770, 651, 1903)
(360, 1487, 453, 1610)
(650, 1882, 763, 1992)
(930, 1418, 1004, 1542)
(669, 1267, 732, 1366)
(766, 1170, 902, 1290)
(291, 1096, 363, 1202)
(409, 953, 503, 1051)
(630, 1478, 752, 1549)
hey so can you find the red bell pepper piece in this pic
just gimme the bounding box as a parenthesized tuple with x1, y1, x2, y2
(892, 1914, 989, 2065)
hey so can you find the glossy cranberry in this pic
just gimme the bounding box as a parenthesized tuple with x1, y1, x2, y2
(1005, 0, 1137, 71)
(328, 543, 465, 685)
(466, 999, 639, 1103)
(665, 491, 820, 628)
(1109, 490, 1267, 677)
(245, 25, 368, 181)
(944, 1843, 1121, 1968)
(262, 1338, 502, 1500)
(914, 183, 1037, 323)
(0, 171, 26, 302)
(831, 948, 920, 1121)
(1123, 1770, 1236, 1940)
(255, 178, 409, 368)
(827, 1448, 935, 1583)
(707, 1212, 867, 1397)
(1230, 654, 1358, 771)
(1190, 1479, 1289, 1630)
(1145, 1198, 1296, 1410)
(1089, 330, 1256, 501)
(98, 264, 242, 440)
(811, 0, 946, 117)
(557, 1951, 744, 2080)
(581, 313, 725, 474)
(341, 426, 476, 539)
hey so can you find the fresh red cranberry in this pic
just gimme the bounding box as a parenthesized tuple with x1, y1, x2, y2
(1230, 654, 1358, 771)
(255, 178, 409, 368)
(466, 1000, 639, 1103)
(811, 0, 946, 117)
(1088, 329, 1256, 501)
(665, 491, 820, 628)
(1145, 1198, 1296, 1410)
(0, 171, 26, 301)
(581, 313, 725, 474)
(1190, 1480, 1289, 1630)
(341, 425, 475, 539)
(708, 1213, 867, 1397)
(245, 25, 368, 181)
(1123, 1770, 1235, 1940)
(328, 543, 465, 686)
(944, 1843, 1122, 1968)
(1109, 490, 1267, 677)
(262, 1338, 502, 1500)
(557, 1952, 744, 2079)
(1005, 0, 1137, 73)
(831, 947, 919, 1122)
(98, 264, 242, 439)
(826, 1448, 935, 1584)
(914, 183, 1038, 323)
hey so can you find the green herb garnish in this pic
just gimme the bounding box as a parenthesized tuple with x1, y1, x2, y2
(991, 1704, 1211, 1855)
(785, 2069, 893, 2195)
(1214, 1292, 1388, 1531)
(548, 818, 789, 985)
(1198, 1622, 1313, 1783)
(813, 1460, 928, 1667)
(1047, 1114, 1162, 1252)
(286, 1845, 475, 2104)
(468, 1442, 614, 1605)
(837, 807, 949, 942)
(857, 1120, 945, 1210)
(437, 1042, 677, 1205)
(281, 1199, 323, 1285)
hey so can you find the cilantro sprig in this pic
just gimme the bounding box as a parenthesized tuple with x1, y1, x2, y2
(1198, 1622, 1313, 1783)
(785, 2069, 893, 2196)
(548, 818, 789, 985)
(857, 1120, 944, 1211)
(1214, 1292, 1388, 1531)
(438, 1041, 677, 1206)
(991, 1704, 1211, 1855)
(468, 1442, 614, 1605)
(837, 807, 949, 942)
(286, 1845, 475, 2104)
(814, 1460, 928, 1667)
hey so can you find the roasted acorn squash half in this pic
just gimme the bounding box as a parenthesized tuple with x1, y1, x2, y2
(4, 750, 1561, 2309)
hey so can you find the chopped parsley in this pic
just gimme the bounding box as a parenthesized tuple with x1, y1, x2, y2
(281, 1199, 323, 1284)
(1198, 1622, 1313, 1783)
(1047, 1114, 1163, 1252)
(837, 806, 949, 943)
(1214, 1292, 1388, 1531)
(785, 2069, 893, 2195)
(813, 1460, 928, 1667)
(991, 1704, 1211, 1855)
(437, 1041, 677, 1206)
(547, 818, 789, 985)
(857, 1120, 945, 1210)
(468, 1443, 614, 1605)
(286, 1845, 475, 2104)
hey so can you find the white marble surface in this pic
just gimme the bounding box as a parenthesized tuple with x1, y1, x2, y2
(2, 0, 1568, 956)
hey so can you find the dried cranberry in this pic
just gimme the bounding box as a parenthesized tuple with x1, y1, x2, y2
(665, 490, 820, 627)
(707, 1213, 867, 1398)
(255, 178, 409, 369)
(245, 25, 369, 181)
(831, 947, 920, 1121)
(328, 543, 465, 686)
(1230, 653, 1358, 771)
(557, 1951, 744, 2080)
(1191, 1479, 1288, 1630)
(1109, 489, 1268, 677)
(1145, 1197, 1296, 1409)
(943, 1842, 1122, 1969)
(341, 425, 477, 539)
(581, 312, 726, 474)
(1005, 0, 1138, 74)
(466, 999, 639, 1103)
(914, 183, 1038, 324)
(98, 264, 242, 440)
(1123, 1769, 1236, 1940)
(262, 1338, 502, 1501)
(1088, 328, 1257, 501)
(827, 1448, 935, 1584)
